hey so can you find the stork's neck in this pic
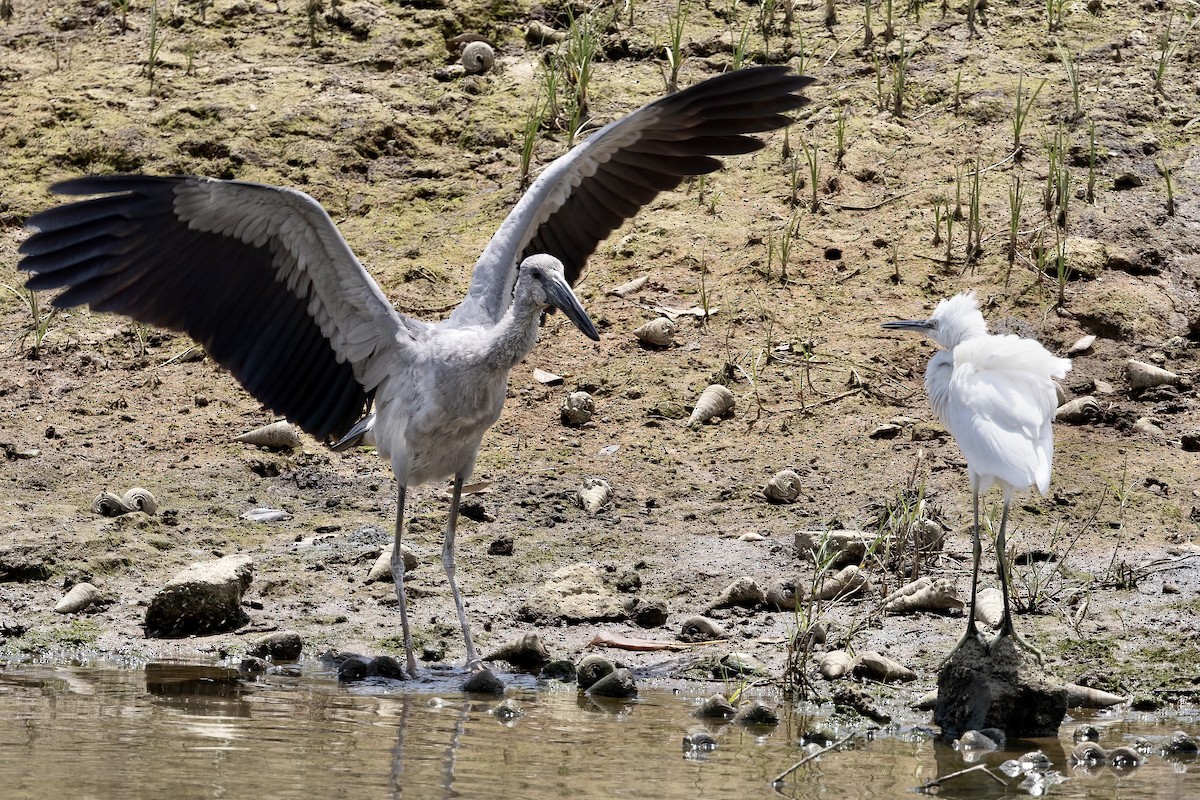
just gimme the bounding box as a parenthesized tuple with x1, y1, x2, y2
(484, 292, 545, 371)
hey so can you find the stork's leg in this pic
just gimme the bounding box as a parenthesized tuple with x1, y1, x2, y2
(992, 495, 1044, 664)
(940, 483, 988, 668)
(442, 472, 483, 672)
(390, 484, 419, 677)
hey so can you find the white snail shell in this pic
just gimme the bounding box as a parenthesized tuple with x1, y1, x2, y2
(461, 41, 495, 74)
(633, 317, 676, 347)
(686, 384, 734, 428)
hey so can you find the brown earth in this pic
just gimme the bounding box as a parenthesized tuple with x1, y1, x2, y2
(1, 0, 1198, 703)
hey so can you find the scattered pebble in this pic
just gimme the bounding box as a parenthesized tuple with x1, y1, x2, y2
(248, 630, 303, 662)
(714, 651, 769, 678)
(1066, 335, 1096, 356)
(709, 576, 765, 609)
(366, 542, 419, 582)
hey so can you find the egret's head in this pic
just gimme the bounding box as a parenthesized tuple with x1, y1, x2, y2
(518, 254, 600, 341)
(881, 291, 987, 350)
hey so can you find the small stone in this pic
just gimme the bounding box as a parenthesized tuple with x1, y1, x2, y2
(145, 554, 254, 638)
(870, 423, 903, 440)
(247, 630, 303, 661)
(732, 702, 779, 725)
(239, 656, 270, 674)
(488, 534, 514, 555)
(1073, 724, 1100, 742)
(682, 731, 718, 751)
(462, 668, 504, 695)
(630, 597, 669, 628)
(490, 698, 524, 721)
(1113, 172, 1143, 190)
(337, 656, 372, 682)
(368, 655, 407, 679)
(539, 660, 576, 682)
(694, 693, 736, 719)
(1162, 582, 1180, 594)
(1165, 731, 1200, 754)
(366, 543, 419, 583)
(1180, 432, 1200, 452)
(832, 685, 891, 723)
(586, 667, 637, 698)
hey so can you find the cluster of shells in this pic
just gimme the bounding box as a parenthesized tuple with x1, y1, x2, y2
(92, 487, 158, 517)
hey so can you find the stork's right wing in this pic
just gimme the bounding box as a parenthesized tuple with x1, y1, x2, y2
(451, 66, 814, 326)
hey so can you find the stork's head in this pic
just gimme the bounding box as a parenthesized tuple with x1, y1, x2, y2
(881, 291, 987, 350)
(518, 254, 600, 341)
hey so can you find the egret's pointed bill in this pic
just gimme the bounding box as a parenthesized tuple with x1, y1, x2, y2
(543, 273, 600, 342)
(881, 318, 936, 332)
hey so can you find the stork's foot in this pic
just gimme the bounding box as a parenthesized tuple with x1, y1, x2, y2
(938, 622, 989, 669)
(990, 626, 1044, 665)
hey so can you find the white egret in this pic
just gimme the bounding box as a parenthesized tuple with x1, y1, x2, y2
(883, 292, 1070, 662)
(19, 67, 813, 677)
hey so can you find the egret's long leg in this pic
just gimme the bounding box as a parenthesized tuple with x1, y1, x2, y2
(992, 495, 1045, 664)
(940, 483, 988, 667)
(443, 472, 483, 672)
(390, 485, 419, 677)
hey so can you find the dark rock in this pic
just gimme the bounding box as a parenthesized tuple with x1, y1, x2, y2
(490, 699, 523, 721)
(1165, 731, 1199, 754)
(368, 655, 407, 680)
(630, 597, 669, 628)
(337, 655, 372, 682)
(539, 659, 576, 682)
(682, 731, 718, 752)
(239, 656, 270, 674)
(144, 554, 254, 637)
(1181, 432, 1200, 452)
(247, 630, 303, 662)
(934, 637, 1066, 740)
(487, 533, 514, 555)
(1073, 724, 1100, 742)
(586, 667, 637, 698)
(462, 668, 504, 695)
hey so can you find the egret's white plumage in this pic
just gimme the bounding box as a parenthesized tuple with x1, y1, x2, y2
(19, 66, 812, 680)
(883, 292, 1070, 661)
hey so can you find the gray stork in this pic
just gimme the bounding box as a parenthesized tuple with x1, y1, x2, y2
(19, 66, 813, 678)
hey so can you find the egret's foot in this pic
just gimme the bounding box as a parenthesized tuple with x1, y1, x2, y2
(938, 623, 988, 669)
(465, 656, 486, 673)
(990, 627, 1044, 665)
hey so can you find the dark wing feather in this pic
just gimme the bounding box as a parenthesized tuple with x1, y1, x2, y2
(451, 66, 813, 326)
(19, 175, 421, 441)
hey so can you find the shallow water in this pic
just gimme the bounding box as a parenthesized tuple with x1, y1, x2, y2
(0, 661, 1196, 800)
